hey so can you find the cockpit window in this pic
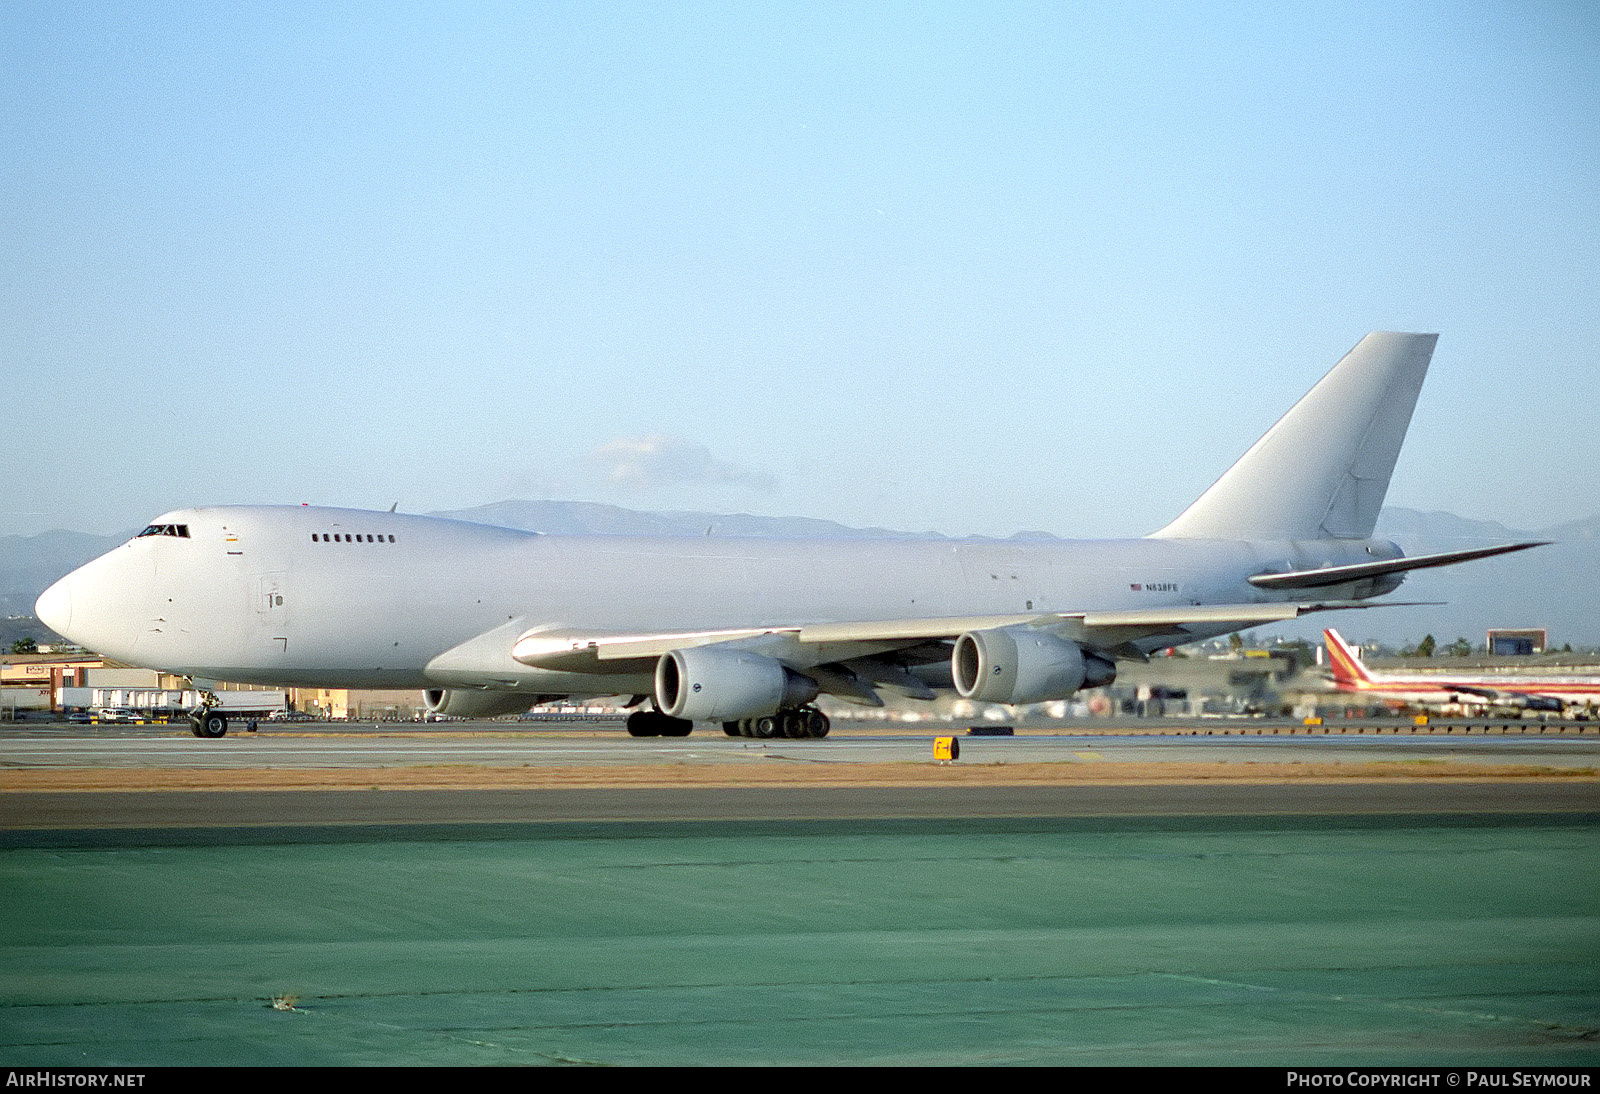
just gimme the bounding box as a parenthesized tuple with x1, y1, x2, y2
(136, 524, 190, 539)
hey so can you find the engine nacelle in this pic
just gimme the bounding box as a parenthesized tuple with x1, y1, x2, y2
(655, 646, 819, 722)
(953, 628, 1114, 704)
(423, 688, 537, 719)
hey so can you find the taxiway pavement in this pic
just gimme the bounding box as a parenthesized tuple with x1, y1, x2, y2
(3, 722, 1596, 832)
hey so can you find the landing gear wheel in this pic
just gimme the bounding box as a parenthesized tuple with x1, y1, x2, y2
(805, 709, 830, 738)
(736, 708, 831, 739)
(628, 711, 695, 737)
(626, 711, 661, 737)
(195, 712, 228, 738)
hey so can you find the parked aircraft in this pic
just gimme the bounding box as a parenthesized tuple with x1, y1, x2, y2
(36, 332, 1543, 739)
(1322, 629, 1599, 715)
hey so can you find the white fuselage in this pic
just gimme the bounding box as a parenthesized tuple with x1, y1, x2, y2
(1333, 668, 1600, 707)
(38, 504, 1395, 696)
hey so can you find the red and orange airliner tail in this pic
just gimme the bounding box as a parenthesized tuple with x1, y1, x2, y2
(1322, 629, 1374, 687)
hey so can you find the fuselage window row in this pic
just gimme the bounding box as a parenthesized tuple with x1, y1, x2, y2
(309, 534, 397, 543)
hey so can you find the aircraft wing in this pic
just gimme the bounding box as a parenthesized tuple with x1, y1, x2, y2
(1446, 684, 1566, 711)
(510, 598, 1408, 672)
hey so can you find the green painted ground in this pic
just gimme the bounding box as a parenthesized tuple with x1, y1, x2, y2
(2, 817, 1597, 1066)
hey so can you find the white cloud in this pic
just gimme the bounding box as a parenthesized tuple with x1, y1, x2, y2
(587, 435, 777, 494)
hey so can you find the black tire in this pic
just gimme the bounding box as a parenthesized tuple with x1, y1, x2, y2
(723, 721, 742, 737)
(197, 712, 228, 738)
(626, 711, 660, 737)
(806, 710, 830, 739)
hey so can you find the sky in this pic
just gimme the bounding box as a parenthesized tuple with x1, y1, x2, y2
(4, 2, 1598, 540)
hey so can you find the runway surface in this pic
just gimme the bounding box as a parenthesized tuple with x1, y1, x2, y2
(3, 721, 1596, 1065)
(4, 813, 1597, 1066)
(3, 721, 1597, 831)
(5, 722, 1600, 770)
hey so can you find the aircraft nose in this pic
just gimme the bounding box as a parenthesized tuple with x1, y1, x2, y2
(35, 576, 73, 635)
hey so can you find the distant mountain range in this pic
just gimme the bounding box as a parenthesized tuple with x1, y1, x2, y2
(3, 502, 1596, 649)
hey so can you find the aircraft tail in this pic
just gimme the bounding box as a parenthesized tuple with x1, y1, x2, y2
(1323, 629, 1374, 687)
(1152, 332, 1438, 541)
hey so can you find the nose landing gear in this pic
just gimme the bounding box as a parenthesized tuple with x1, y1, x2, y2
(190, 711, 228, 738)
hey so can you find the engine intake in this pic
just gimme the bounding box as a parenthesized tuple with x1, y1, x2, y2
(656, 646, 819, 722)
(952, 628, 1114, 705)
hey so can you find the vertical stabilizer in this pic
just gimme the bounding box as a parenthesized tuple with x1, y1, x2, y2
(1323, 629, 1374, 687)
(1152, 332, 1437, 540)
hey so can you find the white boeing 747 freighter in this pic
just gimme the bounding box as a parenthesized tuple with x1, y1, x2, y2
(37, 333, 1542, 738)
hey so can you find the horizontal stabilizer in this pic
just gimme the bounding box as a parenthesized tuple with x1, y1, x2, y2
(1247, 541, 1547, 591)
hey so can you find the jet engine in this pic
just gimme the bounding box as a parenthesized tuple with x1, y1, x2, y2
(655, 646, 819, 722)
(423, 688, 537, 719)
(952, 627, 1116, 705)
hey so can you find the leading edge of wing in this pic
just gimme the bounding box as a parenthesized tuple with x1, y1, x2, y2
(510, 600, 1420, 672)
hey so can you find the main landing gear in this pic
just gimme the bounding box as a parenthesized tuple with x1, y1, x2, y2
(625, 710, 694, 737)
(722, 707, 830, 740)
(626, 706, 832, 739)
